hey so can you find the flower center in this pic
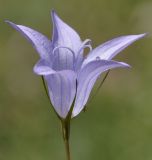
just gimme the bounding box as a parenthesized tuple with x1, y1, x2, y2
(52, 46, 76, 71)
(74, 39, 92, 71)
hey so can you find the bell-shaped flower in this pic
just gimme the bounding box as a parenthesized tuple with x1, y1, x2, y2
(6, 10, 146, 119)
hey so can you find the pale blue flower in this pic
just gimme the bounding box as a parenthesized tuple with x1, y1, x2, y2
(6, 10, 146, 119)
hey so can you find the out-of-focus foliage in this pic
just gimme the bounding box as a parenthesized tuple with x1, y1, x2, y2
(0, 0, 152, 160)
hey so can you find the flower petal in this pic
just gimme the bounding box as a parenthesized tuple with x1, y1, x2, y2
(45, 70, 77, 118)
(33, 59, 56, 75)
(82, 34, 146, 67)
(74, 39, 92, 71)
(72, 60, 130, 117)
(51, 10, 82, 57)
(52, 46, 75, 71)
(6, 20, 52, 60)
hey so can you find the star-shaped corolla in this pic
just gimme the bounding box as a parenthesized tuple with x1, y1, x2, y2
(6, 10, 146, 119)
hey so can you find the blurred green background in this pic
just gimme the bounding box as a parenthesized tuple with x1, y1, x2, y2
(0, 0, 152, 159)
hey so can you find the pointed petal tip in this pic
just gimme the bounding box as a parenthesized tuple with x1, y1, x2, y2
(5, 20, 14, 26)
(5, 21, 23, 35)
(108, 60, 131, 69)
(5, 20, 19, 29)
(137, 33, 147, 38)
(124, 33, 147, 39)
(119, 62, 131, 68)
(4, 20, 9, 23)
(130, 33, 147, 41)
(51, 9, 60, 21)
(51, 9, 57, 15)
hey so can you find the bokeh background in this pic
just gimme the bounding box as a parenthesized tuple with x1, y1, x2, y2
(0, 0, 152, 159)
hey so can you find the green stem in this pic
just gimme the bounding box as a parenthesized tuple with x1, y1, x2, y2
(64, 137, 71, 160)
(61, 120, 71, 160)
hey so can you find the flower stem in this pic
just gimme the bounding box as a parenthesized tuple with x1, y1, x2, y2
(61, 120, 71, 160)
(64, 136, 71, 160)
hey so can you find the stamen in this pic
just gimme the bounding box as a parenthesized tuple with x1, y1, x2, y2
(74, 39, 92, 71)
(52, 46, 76, 60)
(77, 39, 92, 56)
(82, 39, 92, 46)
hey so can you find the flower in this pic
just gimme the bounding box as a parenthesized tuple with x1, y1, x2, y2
(6, 10, 146, 119)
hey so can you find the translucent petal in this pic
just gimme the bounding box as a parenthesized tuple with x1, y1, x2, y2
(33, 59, 55, 75)
(51, 10, 82, 56)
(45, 70, 76, 118)
(72, 60, 130, 117)
(6, 21, 52, 60)
(82, 34, 146, 67)
(52, 46, 75, 71)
